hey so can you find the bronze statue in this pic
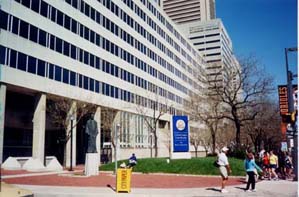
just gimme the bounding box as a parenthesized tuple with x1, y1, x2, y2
(85, 114, 98, 153)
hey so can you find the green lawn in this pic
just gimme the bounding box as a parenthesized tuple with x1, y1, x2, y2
(100, 157, 246, 176)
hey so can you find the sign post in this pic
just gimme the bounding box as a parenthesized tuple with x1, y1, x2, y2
(170, 116, 191, 159)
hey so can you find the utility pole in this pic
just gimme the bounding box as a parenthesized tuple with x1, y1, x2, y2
(285, 47, 298, 181)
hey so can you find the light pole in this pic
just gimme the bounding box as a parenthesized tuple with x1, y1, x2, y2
(285, 47, 298, 181)
(69, 115, 74, 171)
(114, 123, 120, 174)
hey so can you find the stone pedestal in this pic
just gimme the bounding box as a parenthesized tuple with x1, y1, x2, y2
(170, 152, 191, 159)
(84, 153, 99, 176)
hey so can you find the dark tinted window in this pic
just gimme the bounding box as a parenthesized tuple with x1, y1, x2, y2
(37, 59, 45, 76)
(89, 54, 94, 67)
(70, 71, 76, 86)
(90, 31, 95, 43)
(71, 19, 77, 33)
(96, 34, 100, 46)
(49, 64, 54, 79)
(56, 37, 62, 53)
(31, 0, 40, 13)
(0, 46, 6, 65)
(19, 20, 29, 39)
(63, 41, 70, 56)
(72, 0, 78, 8)
(40, 1, 48, 17)
(9, 50, 17, 68)
(95, 57, 100, 69)
(17, 52, 27, 71)
(80, 24, 84, 37)
(84, 51, 88, 65)
(63, 68, 69, 83)
(83, 76, 88, 90)
(55, 66, 62, 81)
(84, 27, 89, 40)
(28, 56, 37, 74)
(79, 49, 83, 62)
(0, 10, 8, 30)
(51, 7, 56, 22)
(38, 29, 47, 47)
(89, 78, 94, 91)
(96, 12, 101, 24)
(95, 81, 99, 93)
(84, 3, 90, 16)
(50, 35, 55, 50)
(56, 10, 63, 26)
(29, 25, 38, 42)
(21, 0, 31, 8)
(12, 17, 19, 35)
(64, 15, 70, 30)
(90, 7, 95, 20)
(79, 74, 83, 87)
(71, 44, 76, 59)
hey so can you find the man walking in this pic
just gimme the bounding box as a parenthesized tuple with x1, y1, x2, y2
(217, 147, 232, 193)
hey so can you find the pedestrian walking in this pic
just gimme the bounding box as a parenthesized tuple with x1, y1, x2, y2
(269, 150, 279, 180)
(284, 152, 293, 179)
(244, 152, 262, 192)
(217, 147, 232, 193)
(262, 151, 270, 179)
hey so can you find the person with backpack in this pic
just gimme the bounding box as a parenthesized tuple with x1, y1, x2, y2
(244, 152, 262, 192)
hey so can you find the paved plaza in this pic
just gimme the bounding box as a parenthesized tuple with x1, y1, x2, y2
(2, 168, 298, 197)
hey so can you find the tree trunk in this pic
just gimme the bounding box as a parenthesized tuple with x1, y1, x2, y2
(154, 128, 158, 157)
(195, 147, 198, 158)
(235, 121, 241, 148)
(212, 133, 216, 154)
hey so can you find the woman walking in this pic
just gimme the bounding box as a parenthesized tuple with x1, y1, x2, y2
(244, 152, 262, 192)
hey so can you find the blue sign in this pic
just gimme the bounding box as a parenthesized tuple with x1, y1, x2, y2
(173, 116, 189, 152)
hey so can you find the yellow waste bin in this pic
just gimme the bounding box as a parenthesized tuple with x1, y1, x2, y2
(116, 168, 132, 193)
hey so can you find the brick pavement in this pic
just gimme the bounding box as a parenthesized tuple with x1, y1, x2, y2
(3, 169, 243, 189)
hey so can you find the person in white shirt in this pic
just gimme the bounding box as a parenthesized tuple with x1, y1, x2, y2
(217, 147, 232, 193)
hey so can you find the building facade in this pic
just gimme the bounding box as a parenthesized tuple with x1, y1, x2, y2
(177, 19, 236, 87)
(162, 0, 215, 24)
(0, 0, 206, 166)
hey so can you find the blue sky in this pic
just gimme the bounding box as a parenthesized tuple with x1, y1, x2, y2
(216, 0, 297, 96)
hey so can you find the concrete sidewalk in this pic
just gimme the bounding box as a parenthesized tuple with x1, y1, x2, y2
(16, 180, 297, 197)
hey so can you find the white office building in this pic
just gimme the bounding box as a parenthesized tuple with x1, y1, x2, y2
(0, 0, 206, 167)
(162, 0, 216, 24)
(177, 19, 238, 88)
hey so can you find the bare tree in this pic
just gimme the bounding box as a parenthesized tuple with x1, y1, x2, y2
(185, 91, 223, 154)
(209, 57, 274, 148)
(47, 95, 96, 166)
(190, 127, 210, 157)
(244, 100, 282, 152)
(135, 92, 171, 158)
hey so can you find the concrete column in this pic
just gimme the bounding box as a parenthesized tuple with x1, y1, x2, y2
(32, 94, 46, 164)
(0, 84, 7, 163)
(66, 101, 77, 168)
(94, 106, 101, 165)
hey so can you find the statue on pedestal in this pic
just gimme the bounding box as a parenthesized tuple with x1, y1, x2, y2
(85, 114, 98, 153)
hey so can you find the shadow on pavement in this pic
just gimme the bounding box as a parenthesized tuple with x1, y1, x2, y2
(107, 184, 116, 192)
(235, 186, 246, 191)
(205, 187, 221, 192)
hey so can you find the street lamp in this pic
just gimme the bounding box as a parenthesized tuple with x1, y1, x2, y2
(284, 47, 298, 181)
(114, 123, 120, 174)
(69, 115, 75, 171)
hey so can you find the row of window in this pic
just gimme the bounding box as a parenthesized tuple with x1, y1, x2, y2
(0, 9, 185, 103)
(0, 45, 178, 114)
(11, 0, 190, 95)
(64, 0, 194, 89)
